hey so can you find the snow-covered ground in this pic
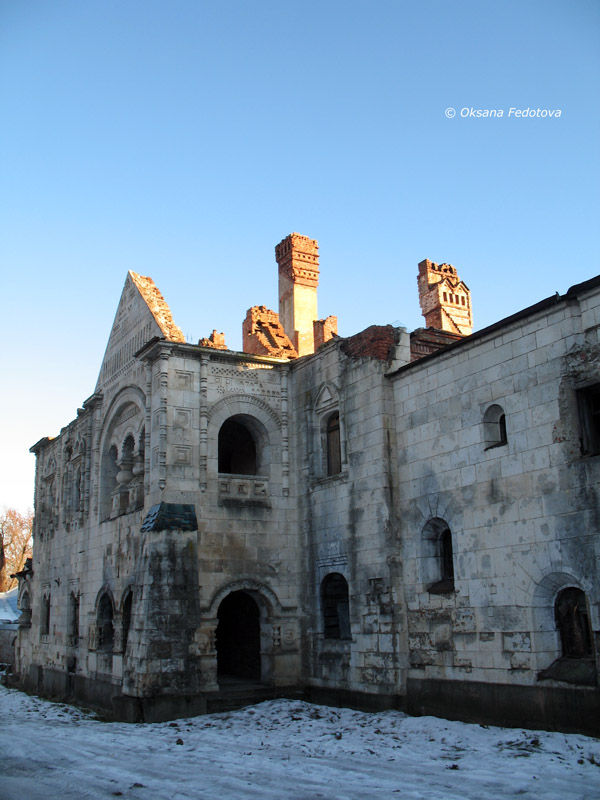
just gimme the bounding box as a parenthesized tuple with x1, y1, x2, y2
(0, 684, 598, 800)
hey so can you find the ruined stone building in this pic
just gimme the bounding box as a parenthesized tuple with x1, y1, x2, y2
(14, 233, 600, 733)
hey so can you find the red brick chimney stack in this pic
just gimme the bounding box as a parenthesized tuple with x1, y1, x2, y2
(276, 233, 320, 357)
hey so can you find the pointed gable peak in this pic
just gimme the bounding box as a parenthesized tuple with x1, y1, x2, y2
(128, 271, 185, 343)
(96, 271, 185, 392)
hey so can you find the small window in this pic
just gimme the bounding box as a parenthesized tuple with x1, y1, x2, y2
(440, 528, 454, 582)
(69, 592, 80, 639)
(577, 384, 600, 455)
(97, 594, 114, 652)
(41, 593, 51, 636)
(483, 404, 507, 449)
(326, 412, 341, 476)
(321, 573, 351, 639)
(556, 587, 592, 659)
(218, 418, 257, 475)
(122, 591, 133, 654)
(422, 518, 455, 594)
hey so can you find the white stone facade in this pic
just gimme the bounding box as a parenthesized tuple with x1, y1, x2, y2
(14, 263, 600, 733)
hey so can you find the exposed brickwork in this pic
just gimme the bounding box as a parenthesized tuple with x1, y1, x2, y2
(129, 271, 185, 342)
(340, 325, 400, 361)
(313, 316, 338, 349)
(276, 233, 321, 356)
(275, 233, 320, 287)
(199, 330, 227, 350)
(410, 327, 463, 361)
(242, 306, 298, 358)
(417, 259, 472, 335)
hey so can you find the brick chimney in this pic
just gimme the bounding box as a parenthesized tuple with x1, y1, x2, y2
(276, 233, 320, 357)
(417, 259, 473, 336)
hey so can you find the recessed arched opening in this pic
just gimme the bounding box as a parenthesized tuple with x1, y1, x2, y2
(321, 573, 351, 639)
(100, 445, 119, 520)
(218, 418, 258, 475)
(483, 404, 507, 449)
(421, 517, 455, 594)
(97, 594, 114, 653)
(556, 587, 593, 659)
(535, 576, 597, 686)
(122, 591, 133, 655)
(216, 590, 261, 681)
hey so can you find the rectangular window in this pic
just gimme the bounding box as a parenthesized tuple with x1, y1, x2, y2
(577, 384, 600, 455)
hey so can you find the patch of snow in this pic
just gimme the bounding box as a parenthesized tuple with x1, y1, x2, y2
(0, 685, 598, 799)
(0, 588, 19, 623)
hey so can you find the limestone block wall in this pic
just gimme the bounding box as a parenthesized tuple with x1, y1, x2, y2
(19, 351, 152, 703)
(138, 343, 303, 688)
(392, 290, 600, 693)
(290, 334, 409, 696)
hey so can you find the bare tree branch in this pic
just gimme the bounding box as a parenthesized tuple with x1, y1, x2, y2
(0, 508, 33, 592)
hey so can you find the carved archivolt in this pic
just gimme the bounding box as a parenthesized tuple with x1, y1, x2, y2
(99, 385, 147, 451)
(98, 386, 147, 520)
(204, 577, 287, 617)
(207, 394, 281, 431)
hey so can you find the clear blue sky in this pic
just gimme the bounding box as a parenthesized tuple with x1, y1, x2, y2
(1, 0, 599, 512)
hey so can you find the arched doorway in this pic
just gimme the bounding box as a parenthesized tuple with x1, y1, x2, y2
(216, 591, 261, 682)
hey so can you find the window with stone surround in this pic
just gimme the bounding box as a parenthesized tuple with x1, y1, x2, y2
(483, 403, 507, 449)
(321, 573, 351, 639)
(40, 592, 51, 636)
(577, 384, 600, 455)
(68, 591, 80, 641)
(326, 411, 342, 476)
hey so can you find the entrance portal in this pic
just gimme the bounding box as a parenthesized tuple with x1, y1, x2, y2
(216, 591, 261, 681)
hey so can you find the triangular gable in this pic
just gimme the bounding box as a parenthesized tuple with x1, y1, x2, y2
(96, 271, 184, 391)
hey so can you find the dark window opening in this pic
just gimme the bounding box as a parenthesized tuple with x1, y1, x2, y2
(326, 412, 341, 476)
(218, 419, 258, 475)
(69, 592, 79, 639)
(556, 587, 592, 659)
(216, 591, 261, 681)
(425, 519, 455, 595)
(97, 594, 114, 652)
(41, 594, 51, 636)
(122, 434, 135, 462)
(484, 404, 508, 449)
(539, 586, 596, 685)
(122, 592, 133, 655)
(322, 573, 351, 639)
(440, 528, 454, 582)
(498, 413, 507, 444)
(577, 384, 600, 455)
